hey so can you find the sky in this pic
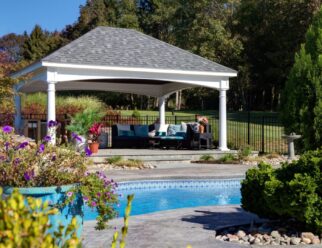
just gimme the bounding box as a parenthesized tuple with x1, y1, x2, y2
(0, 0, 86, 36)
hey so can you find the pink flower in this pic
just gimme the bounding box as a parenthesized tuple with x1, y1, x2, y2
(67, 192, 73, 198)
(91, 201, 97, 207)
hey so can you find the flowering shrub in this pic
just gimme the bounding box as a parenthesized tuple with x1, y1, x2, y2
(0, 123, 118, 230)
(88, 123, 102, 143)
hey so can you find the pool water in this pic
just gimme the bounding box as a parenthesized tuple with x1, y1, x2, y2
(84, 179, 242, 221)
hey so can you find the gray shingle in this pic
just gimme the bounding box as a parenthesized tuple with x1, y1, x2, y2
(43, 27, 236, 74)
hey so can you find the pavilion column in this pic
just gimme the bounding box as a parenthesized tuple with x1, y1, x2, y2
(14, 91, 22, 133)
(218, 88, 229, 151)
(47, 81, 56, 144)
(158, 96, 166, 126)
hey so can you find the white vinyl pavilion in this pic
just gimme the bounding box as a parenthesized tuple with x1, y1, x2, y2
(11, 27, 237, 151)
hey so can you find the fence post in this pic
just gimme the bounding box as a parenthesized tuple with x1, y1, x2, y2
(175, 115, 177, 124)
(247, 111, 250, 145)
(261, 116, 265, 153)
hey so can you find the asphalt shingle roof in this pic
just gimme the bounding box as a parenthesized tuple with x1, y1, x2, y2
(43, 27, 236, 74)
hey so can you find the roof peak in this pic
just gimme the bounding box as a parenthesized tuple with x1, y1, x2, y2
(42, 26, 237, 74)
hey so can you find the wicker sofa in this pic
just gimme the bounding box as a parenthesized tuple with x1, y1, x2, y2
(111, 123, 212, 149)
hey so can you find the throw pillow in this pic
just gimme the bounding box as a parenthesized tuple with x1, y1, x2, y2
(117, 124, 131, 136)
(148, 130, 156, 137)
(134, 125, 149, 137)
(154, 124, 169, 132)
(167, 124, 181, 136)
(119, 130, 135, 136)
(181, 122, 187, 132)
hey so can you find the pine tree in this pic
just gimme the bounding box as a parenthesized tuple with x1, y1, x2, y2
(281, 7, 322, 150)
(22, 25, 63, 62)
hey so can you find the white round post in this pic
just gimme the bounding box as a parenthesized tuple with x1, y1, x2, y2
(218, 89, 229, 151)
(47, 82, 56, 144)
(14, 92, 22, 133)
(159, 96, 166, 126)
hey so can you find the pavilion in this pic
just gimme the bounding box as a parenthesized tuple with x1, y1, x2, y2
(11, 27, 237, 151)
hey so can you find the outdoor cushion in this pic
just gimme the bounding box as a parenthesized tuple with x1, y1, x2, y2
(188, 122, 200, 133)
(117, 124, 131, 136)
(154, 124, 169, 132)
(148, 130, 156, 137)
(167, 124, 181, 136)
(119, 130, 135, 136)
(156, 131, 167, 137)
(175, 131, 187, 138)
(159, 136, 184, 140)
(134, 125, 149, 137)
(181, 122, 187, 132)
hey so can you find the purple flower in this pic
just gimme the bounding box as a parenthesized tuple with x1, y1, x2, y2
(85, 171, 91, 176)
(97, 192, 101, 197)
(71, 132, 82, 142)
(48, 120, 58, 128)
(84, 147, 92, 157)
(51, 154, 56, 161)
(13, 158, 21, 165)
(17, 141, 28, 150)
(67, 192, 73, 198)
(38, 144, 45, 153)
(2, 126, 13, 133)
(0, 155, 5, 160)
(24, 170, 34, 181)
(5, 142, 9, 151)
(43, 135, 51, 142)
(91, 201, 97, 207)
(83, 196, 89, 202)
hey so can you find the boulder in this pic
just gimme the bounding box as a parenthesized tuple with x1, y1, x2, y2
(301, 232, 315, 241)
(290, 237, 301, 245)
(237, 230, 246, 238)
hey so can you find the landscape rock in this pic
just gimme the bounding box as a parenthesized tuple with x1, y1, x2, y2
(301, 232, 315, 242)
(271, 230, 281, 239)
(302, 237, 311, 244)
(312, 237, 320, 244)
(237, 230, 246, 238)
(254, 237, 261, 244)
(290, 237, 301, 245)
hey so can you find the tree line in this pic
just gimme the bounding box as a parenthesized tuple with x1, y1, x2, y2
(1, 0, 321, 113)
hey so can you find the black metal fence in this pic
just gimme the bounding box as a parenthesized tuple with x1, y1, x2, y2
(0, 112, 287, 154)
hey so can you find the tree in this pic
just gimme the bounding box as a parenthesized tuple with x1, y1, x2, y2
(281, 7, 322, 150)
(63, 0, 139, 40)
(22, 25, 63, 62)
(0, 33, 26, 62)
(235, 0, 322, 110)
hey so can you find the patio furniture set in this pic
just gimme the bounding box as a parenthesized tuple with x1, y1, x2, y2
(111, 123, 213, 149)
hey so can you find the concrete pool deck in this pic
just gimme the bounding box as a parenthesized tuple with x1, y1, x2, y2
(83, 162, 316, 248)
(92, 162, 255, 182)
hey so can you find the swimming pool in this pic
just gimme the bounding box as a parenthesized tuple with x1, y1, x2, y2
(84, 178, 242, 221)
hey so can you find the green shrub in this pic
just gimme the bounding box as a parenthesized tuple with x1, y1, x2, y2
(67, 109, 104, 136)
(200, 154, 214, 161)
(238, 146, 252, 159)
(241, 148, 322, 232)
(131, 109, 141, 119)
(106, 156, 123, 164)
(0, 188, 79, 248)
(22, 93, 107, 116)
(219, 153, 237, 163)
